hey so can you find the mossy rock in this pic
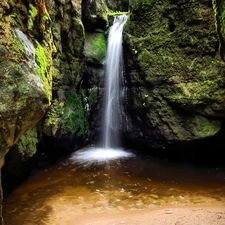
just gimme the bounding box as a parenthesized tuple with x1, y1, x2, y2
(84, 31, 107, 64)
(122, 0, 225, 148)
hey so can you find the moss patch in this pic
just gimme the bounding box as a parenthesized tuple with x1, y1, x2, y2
(35, 40, 52, 101)
(35, 41, 47, 79)
(16, 127, 38, 159)
(84, 32, 106, 64)
(62, 89, 87, 136)
(28, 3, 38, 30)
(11, 35, 27, 63)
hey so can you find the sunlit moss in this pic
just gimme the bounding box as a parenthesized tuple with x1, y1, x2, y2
(35, 41, 47, 79)
(28, 4, 38, 30)
(35, 41, 52, 101)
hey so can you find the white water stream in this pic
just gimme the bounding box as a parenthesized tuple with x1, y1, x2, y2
(101, 15, 127, 149)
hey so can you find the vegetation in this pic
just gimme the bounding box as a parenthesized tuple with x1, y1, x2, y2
(11, 36, 27, 62)
(35, 41, 47, 79)
(85, 32, 106, 64)
(62, 89, 88, 136)
(28, 3, 38, 30)
(221, 1, 225, 27)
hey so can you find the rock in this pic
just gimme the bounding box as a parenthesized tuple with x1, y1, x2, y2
(122, 0, 225, 151)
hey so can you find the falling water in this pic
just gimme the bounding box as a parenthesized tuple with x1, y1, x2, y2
(102, 15, 127, 149)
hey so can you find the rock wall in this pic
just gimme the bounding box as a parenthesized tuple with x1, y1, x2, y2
(122, 0, 225, 153)
(0, 0, 55, 223)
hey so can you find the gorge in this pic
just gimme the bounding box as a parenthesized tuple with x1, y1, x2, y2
(0, 0, 225, 224)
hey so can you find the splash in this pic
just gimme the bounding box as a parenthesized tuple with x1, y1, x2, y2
(69, 147, 135, 166)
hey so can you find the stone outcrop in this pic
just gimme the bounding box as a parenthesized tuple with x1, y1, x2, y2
(122, 0, 225, 151)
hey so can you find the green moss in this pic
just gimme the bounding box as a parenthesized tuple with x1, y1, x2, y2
(16, 127, 38, 159)
(11, 36, 27, 62)
(6, 13, 18, 26)
(43, 9, 51, 22)
(35, 41, 52, 101)
(28, 4, 38, 30)
(62, 89, 87, 136)
(43, 99, 63, 136)
(35, 41, 48, 79)
(221, 1, 225, 27)
(107, 12, 130, 16)
(85, 32, 106, 63)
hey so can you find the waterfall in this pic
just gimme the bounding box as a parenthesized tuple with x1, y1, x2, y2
(101, 15, 127, 149)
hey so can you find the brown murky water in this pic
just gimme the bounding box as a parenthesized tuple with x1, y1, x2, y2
(3, 147, 225, 225)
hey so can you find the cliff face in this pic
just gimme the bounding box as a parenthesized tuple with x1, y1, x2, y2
(122, 0, 225, 151)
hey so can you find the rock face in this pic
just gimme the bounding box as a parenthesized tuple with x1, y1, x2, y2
(0, 0, 55, 223)
(0, 0, 52, 162)
(122, 0, 225, 151)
